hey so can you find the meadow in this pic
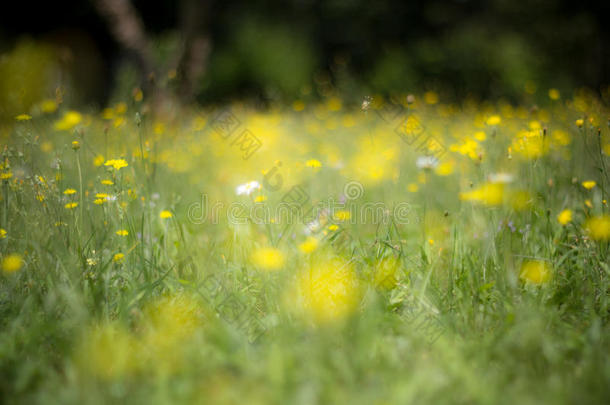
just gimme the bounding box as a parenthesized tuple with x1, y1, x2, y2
(0, 89, 609, 404)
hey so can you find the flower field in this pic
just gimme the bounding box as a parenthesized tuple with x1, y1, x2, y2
(1, 90, 609, 404)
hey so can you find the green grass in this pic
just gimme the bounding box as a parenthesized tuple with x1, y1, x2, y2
(0, 94, 609, 404)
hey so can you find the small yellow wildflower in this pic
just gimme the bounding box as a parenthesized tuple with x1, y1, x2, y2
(305, 159, 322, 168)
(575, 119, 584, 127)
(254, 195, 267, 203)
(251, 247, 285, 271)
(65, 202, 78, 209)
(15, 114, 32, 121)
(486, 115, 501, 126)
(71, 141, 80, 150)
(94, 199, 105, 205)
(548, 88, 560, 100)
(0, 172, 12, 180)
(101, 179, 114, 186)
(299, 237, 319, 253)
(520, 260, 552, 284)
(407, 183, 419, 193)
(557, 209, 572, 225)
(585, 215, 610, 240)
(2, 254, 23, 273)
(63, 188, 77, 195)
(334, 210, 351, 221)
(54, 111, 82, 131)
(41, 99, 58, 113)
(0, 229, 6, 238)
(116, 230, 128, 236)
(104, 159, 128, 170)
(160, 210, 173, 219)
(113, 253, 125, 263)
(328, 224, 339, 231)
(582, 180, 596, 190)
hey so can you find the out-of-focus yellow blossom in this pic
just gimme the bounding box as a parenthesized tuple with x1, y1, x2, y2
(15, 114, 31, 121)
(254, 195, 267, 203)
(2, 254, 23, 273)
(585, 215, 610, 240)
(328, 224, 339, 231)
(93, 155, 105, 166)
(334, 210, 351, 221)
(1, 172, 13, 180)
(511, 130, 548, 159)
(251, 247, 285, 271)
(435, 161, 454, 176)
(76, 322, 135, 379)
(305, 159, 322, 168)
(116, 230, 128, 236)
(292, 100, 305, 111)
(133, 88, 143, 102)
(548, 88, 561, 100)
(486, 115, 501, 126)
(101, 179, 114, 185)
(65, 202, 78, 209)
(0, 229, 6, 238)
(557, 209, 572, 225)
(584, 200, 593, 209)
(160, 210, 173, 219)
(575, 119, 584, 127)
(510, 190, 531, 211)
(289, 257, 360, 323)
(407, 183, 419, 192)
(113, 253, 125, 263)
(63, 188, 77, 195)
(474, 131, 486, 141)
(71, 140, 80, 150)
(40, 99, 58, 113)
(520, 260, 552, 284)
(582, 180, 596, 190)
(459, 183, 504, 205)
(299, 236, 319, 253)
(104, 159, 129, 170)
(54, 111, 82, 131)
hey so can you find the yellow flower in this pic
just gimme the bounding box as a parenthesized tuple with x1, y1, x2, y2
(71, 140, 80, 150)
(94, 199, 105, 205)
(289, 257, 360, 323)
(254, 195, 267, 203)
(41, 99, 58, 113)
(101, 179, 114, 186)
(2, 254, 23, 273)
(557, 209, 572, 225)
(333, 210, 351, 221)
(104, 159, 129, 170)
(582, 180, 596, 190)
(63, 188, 77, 195)
(65, 202, 78, 209)
(251, 247, 285, 271)
(116, 229, 128, 236)
(0, 229, 6, 238)
(548, 88, 560, 100)
(93, 155, 105, 167)
(305, 159, 322, 168)
(520, 260, 552, 284)
(15, 114, 31, 121)
(575, 119, 584, 127)
(54, 111, 82, 131)
(160, 210, 173, 219)
(459, 183, 504, 206)
(585, 215, 610, 240)
(407, 183, 419, 193)
(486, 115, 501, 126)
(299, 236, 319, 253)
(328, 224, 339, 231)
(113, 253, 125, 263)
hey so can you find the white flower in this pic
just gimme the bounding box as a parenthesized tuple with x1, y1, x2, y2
(489, 172, 514, 184)
(416, 156, 439, 170)
(236, 181, 261, 196)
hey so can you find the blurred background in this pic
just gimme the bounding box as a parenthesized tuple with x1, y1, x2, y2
(1, 0, 609, 117)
